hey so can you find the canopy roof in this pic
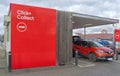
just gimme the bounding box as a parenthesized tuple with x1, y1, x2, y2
(72, 13, 119, 29)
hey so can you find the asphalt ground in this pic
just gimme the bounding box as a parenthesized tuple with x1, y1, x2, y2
(1, 56, 120, 76)
(1, 45, 120, 76)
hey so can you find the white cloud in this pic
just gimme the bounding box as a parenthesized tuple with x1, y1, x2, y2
(0, 3, 9, 34)
(0, 0, 120, 34)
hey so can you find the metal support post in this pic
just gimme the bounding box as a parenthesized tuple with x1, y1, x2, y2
(75, 50, 78, 66)
(84, 27, 86, 40)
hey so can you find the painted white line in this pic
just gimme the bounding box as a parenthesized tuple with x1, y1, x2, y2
(72, 63, 75, 65)
(72, 63, 95, 67)
(79, 60, 94, 64)
(78, 64, 95, 67)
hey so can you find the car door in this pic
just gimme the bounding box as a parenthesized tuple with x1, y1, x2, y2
(80, 41, 89, 56)
(73, 41, 81, 52)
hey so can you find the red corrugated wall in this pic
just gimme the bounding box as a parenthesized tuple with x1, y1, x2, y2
(10, 3, 56, 69)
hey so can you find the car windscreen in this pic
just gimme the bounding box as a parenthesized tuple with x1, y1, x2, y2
(88, 41, 104, 47)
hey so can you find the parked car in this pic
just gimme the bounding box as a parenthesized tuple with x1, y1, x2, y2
(99, 40, 115, 50)
(99, 40, 110, 47)
(73, 36, 83, 43)
(73, 40, 114, 61)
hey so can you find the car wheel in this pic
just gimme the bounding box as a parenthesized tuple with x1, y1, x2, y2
(89, 53, 97, 62)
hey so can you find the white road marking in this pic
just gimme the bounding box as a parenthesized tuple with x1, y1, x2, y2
(72, 60, 96, 68)
(78, 64, 95, 67)
(78, 60, 94, 64)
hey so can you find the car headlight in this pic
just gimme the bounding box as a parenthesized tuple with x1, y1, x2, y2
(96, 50, 104, 53)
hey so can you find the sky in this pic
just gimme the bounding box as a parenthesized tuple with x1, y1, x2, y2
(0, 0, 120, 34)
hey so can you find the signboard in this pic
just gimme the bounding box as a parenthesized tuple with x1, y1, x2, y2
(114, 29, 120, 42)
(10, 3, 56, 69)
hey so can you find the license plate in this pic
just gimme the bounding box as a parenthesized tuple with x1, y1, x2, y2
(107, 58, 113, 60)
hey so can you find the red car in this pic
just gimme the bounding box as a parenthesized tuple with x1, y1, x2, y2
(73, 40, 114, 61)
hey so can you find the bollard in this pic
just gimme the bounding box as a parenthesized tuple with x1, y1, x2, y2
(75, 50, 78, 66)
(113, 42, 118, 60)
(116, 51, 118, 60)
(8, 52, 11, 72)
